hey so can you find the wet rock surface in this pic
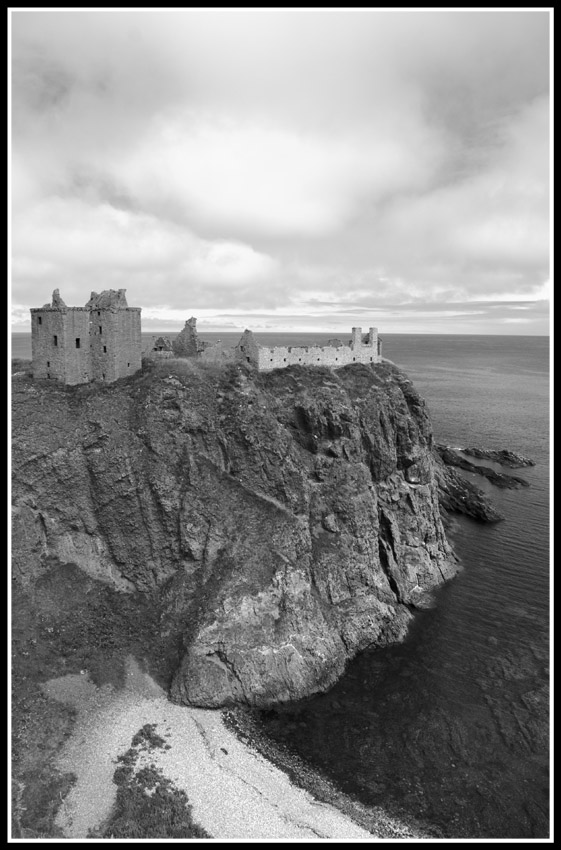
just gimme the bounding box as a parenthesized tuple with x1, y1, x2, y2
(432, 454, 504, 523)
(435, 446, 530, 489)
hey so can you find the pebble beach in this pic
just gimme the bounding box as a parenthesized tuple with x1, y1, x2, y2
(42, 655, 420, 840)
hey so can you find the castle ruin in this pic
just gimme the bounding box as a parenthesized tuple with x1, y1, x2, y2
(30, 289, 141, 385)
(31, 290, 382, 385)
(254, 326, 381, 371)
(148, 318, 382, 370)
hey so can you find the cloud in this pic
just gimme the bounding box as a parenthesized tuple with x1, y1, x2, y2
(302, 95, 550, 303)
(12, 197, 279, 308)
(110, 113, 446, 238)
(10, 10, 551, 333)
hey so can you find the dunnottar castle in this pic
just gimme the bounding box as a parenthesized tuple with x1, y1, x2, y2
(31, 289, 382, 385)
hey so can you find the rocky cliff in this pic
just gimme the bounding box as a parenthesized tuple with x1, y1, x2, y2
(12, 359, 461, 708)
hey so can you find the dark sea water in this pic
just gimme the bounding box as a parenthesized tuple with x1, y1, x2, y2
(254, 334, 551, 840)
(12, 332, 550, 838)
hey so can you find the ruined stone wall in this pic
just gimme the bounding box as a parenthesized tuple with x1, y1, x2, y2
(89, 309, 117, 382)
(145, 337, 174, 360)
(114, 309, 142, 379)
(172, 318, 199, 358)
(235, 330, 260, 365)
(63, 309, 92, 385)
(88, 308, 141, 382)
(31, 308, 67, 382)
(189, 326, 380, 373)
(256, 328, 380, 373)
(31, 308, 90, 384)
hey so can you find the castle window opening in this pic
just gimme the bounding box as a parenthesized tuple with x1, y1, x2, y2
(103, 346, 107, 353)
(98, 311, 100, 317)
(53, 335, 58, 346)
(102, 373, 105, 379)
(127, 362, 130, 367)
(47, 361, 50, 367)
(246, 357, 250, 363)
(47, 373, 50, 378)
(353, 357, 356, 361)
(38, 316, 42, 325)
(99, 326, 102, 334)
(75, 338, 81, 348)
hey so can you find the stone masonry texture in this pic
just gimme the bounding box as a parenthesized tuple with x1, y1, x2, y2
(31, 289, 142, 386)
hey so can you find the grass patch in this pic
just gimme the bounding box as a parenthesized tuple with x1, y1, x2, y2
(11, 573, 186, 838)
(11, 358, 33, 377)
(89, 725, 209, 839)
(91, 767, 209, 839)
(11, 685, 77, 839)
(131, 723, 170, 751)
(152, 356, 202, 381)
(12, 770, 76, 839)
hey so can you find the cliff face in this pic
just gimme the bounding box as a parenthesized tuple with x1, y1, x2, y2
(12, 359, 459, 708)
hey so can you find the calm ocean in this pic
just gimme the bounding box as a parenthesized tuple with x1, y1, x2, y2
(11, 332, 550, 838)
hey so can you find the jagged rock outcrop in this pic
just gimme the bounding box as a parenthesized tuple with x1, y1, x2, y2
(12, 360, 463, 708)
(435, 445, 530, 489)
(461, 447, 535, 468)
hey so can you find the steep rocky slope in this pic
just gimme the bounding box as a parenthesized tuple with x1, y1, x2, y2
(12, 359, 460, 708)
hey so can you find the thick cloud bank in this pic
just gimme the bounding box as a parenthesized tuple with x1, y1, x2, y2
(11, 10, 550, 333)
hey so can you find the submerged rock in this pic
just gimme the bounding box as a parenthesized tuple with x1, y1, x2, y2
(13, 360, 465, 708)
(435, 446, 530, 489)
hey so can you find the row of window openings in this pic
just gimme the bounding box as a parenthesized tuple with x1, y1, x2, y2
(52, 335, 106, 352)
(47, 371, 107, 379)
(46, 359, 130, 369)
(268, 356, 372, 363)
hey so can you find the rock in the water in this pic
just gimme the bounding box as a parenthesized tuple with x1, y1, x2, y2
(432, 454, 504, 523)
(461, 447, 535, 468)
(435, 446, 530, 489)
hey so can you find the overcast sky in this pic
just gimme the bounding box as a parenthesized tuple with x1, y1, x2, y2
(10, 9, 550, 334)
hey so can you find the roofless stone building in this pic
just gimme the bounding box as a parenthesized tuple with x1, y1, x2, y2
(30, 289, 141, 385)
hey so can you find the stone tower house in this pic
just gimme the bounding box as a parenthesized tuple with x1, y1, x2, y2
(31, 289, 142, 385)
